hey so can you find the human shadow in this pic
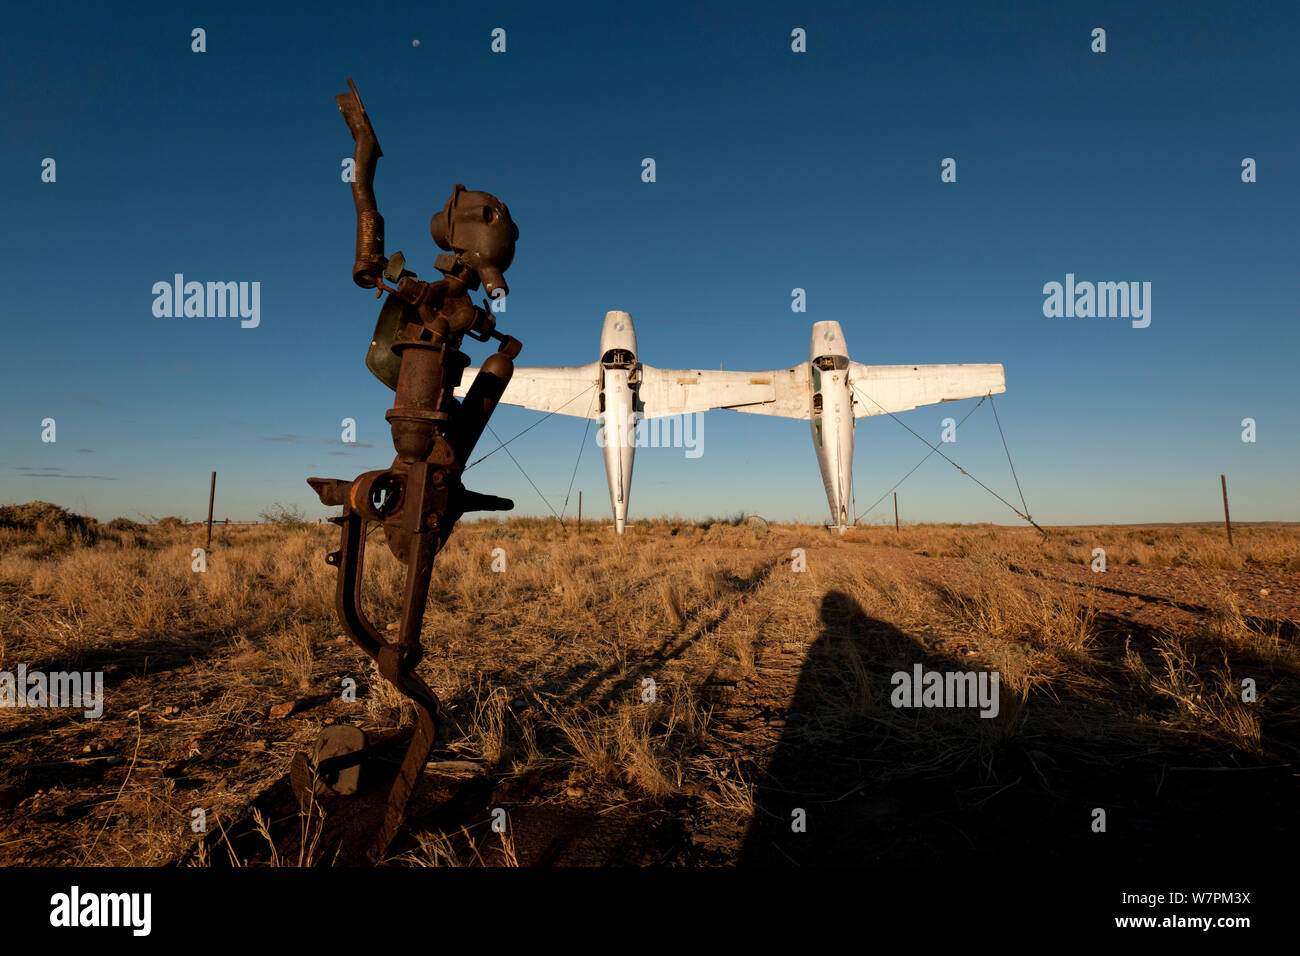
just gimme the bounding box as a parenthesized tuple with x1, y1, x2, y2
(738, 589, 1297, 871)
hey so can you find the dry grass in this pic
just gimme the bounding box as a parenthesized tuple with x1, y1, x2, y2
(269, 622, 316, 688)
(840, 521, 1300, 572)
(549, 681, 710, 798)
(0, 514, 1296, 865)
(394, 824, 519, 867)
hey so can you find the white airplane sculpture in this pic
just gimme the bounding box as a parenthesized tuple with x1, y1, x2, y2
(720, 320, 1005, 532)
(456, 310, 776, 533)
(456, 312, 1005, 534)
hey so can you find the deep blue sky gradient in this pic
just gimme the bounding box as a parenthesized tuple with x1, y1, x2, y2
(2, 1, 1296, 525)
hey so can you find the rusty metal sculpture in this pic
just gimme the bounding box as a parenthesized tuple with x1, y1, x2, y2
(293, 78, 521, 861)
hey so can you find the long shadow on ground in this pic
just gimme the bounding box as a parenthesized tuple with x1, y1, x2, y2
(739, 590, 1299, 871)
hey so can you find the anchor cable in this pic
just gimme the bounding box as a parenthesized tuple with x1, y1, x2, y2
(853, 395, 987, 523)
(990, 392, 1032, 521)
(850, 384, 1045, 536)
(560, 386, 599, 522)
(485, 422, 562, 520)
(465, 383, 597, 470)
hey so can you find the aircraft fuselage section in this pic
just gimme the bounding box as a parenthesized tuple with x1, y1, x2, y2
(809, 321, 855, 533)
(600, 365, 637, 534)
(598, 310, 638, 534)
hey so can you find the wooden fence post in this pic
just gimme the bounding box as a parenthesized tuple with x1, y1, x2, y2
(1221, 474, 1233, 546)
(205, 472, 216, 550)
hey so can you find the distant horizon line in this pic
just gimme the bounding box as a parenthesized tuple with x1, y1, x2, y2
(66, 517, 1300, 530)
(5, 499, 1293, 529)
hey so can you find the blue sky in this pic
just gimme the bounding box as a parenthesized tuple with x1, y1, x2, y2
(2, 0, 1296, 526)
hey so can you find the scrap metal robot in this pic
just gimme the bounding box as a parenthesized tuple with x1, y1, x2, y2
(295, 79, 521, 861)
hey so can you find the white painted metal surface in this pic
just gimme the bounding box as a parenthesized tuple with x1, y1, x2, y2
(457, 313, 1006, 534)
(726, 320, 1006, 532)
(456, 311, 772, 533)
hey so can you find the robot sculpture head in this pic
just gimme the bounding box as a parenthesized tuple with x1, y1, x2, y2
(431, 184, 519, 300)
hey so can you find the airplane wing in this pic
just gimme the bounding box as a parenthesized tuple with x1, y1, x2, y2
(635, 366, 779, 419)
(848, 363, 1005, 418)
(719, 363, 813, 419)
(454, 363, 602, 419)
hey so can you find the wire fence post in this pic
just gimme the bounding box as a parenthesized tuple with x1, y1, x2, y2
(894, 492, 899, 533)
(578, 491, 582, 536)
(205, 472, 217, 551)
(1221, 474, 1233, 546)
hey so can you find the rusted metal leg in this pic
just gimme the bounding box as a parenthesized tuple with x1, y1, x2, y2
(369, 691, 438, 861)
(294, 490, 444, 855)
